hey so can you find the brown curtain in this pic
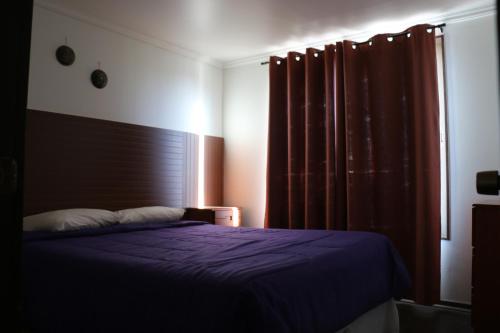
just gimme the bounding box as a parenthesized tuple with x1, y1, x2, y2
(265, 43, 346, 230)
(265, 24, 440, 305)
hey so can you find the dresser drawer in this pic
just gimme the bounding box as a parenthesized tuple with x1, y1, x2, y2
(215, 209, 234, 226)
(215, 209, 233, 219)
(204, 206, 242, 227)
(471, 204, 500, 332)
(215, 217, 233, 226)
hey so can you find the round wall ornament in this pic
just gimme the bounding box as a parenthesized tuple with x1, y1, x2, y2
(91, 69, 108, 89)
(55, 45, 75, 66)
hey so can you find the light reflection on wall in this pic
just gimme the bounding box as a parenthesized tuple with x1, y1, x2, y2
(198, 133, 205, 208)
(263, 11, 440, 58)
(231, 207, 240, 227)
(193, 63, 208, 208)
(192, 97, 206, 208)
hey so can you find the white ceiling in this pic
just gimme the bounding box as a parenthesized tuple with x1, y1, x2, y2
(37, 0, 493, 65)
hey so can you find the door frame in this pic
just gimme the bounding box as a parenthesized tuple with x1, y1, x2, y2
(2, 0, 33, 330)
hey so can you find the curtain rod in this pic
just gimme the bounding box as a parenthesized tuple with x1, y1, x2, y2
(260, 23, 446, 65)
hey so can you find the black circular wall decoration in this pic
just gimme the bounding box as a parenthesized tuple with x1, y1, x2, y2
(91, 69, 108, 89)
(56, 45, 75, 66)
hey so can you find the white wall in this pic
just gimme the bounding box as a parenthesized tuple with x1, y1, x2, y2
(223, 64, 269, 228)
(222, 13, 500, 304)
(441, 13, 500, 304)
(28, 5, 223, 137)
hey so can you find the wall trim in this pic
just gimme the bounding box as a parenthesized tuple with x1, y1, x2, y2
(34, 0, 495, 70)
(224, 3, 496, 69)
(34, 0, 223, 69)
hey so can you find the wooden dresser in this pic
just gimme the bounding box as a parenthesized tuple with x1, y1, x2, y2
(471, 204, 500, 331)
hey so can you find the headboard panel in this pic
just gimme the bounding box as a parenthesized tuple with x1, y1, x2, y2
(24, 110, 199, 215)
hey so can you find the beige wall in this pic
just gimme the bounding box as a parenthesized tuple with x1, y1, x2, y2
(222, 64, 269, 227)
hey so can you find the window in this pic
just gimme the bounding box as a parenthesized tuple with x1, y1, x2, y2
(436, 35, 450, 240)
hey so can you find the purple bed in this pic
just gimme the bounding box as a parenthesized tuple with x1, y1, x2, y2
(23, 220, 410, 333)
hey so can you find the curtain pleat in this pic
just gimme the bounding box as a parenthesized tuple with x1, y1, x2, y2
(265, 24, 440, 304)
(287, 52, 306, 229)
(265, 56, 288, 228)
(330, 43, 347, 230)
(266, 48, 346, 230)
(407, 26, 441, 304)
(305, 48, 326, 229)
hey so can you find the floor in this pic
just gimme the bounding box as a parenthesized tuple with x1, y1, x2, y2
(397, 302, 472, 333)
(21, 301, 474, 333)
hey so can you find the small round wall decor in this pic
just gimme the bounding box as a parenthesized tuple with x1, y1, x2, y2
(56, 45, 75, 66)
(91, 69, 108, 89)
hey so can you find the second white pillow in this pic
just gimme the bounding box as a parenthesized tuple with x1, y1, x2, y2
(116, 206, 186, 224)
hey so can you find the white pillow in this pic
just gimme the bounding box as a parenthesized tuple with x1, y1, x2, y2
(23, 208, 119, 232)
(116, 206, 185, 224)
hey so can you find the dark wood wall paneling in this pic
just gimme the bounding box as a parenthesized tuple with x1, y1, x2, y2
(23, 110, 206, 215)
(204, 135, 224, 206)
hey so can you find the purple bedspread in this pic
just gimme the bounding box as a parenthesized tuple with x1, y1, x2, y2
(23, 221, 410, 333)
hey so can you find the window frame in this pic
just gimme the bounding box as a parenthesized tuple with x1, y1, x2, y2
(436, 34, 451, 240)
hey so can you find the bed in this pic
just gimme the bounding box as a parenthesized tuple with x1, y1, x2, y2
(23, 111, 409, 332)
(23, 219, 410, 333)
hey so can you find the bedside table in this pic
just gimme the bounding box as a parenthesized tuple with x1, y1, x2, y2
(183, 208, 215, 224)
(203, 206, 242, 227)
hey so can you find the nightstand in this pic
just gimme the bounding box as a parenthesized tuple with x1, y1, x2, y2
(204, 206, 242, 227)
(183, 208, 215, 224)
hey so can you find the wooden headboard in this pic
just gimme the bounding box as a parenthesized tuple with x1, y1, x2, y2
(23, 110, 221, 215)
